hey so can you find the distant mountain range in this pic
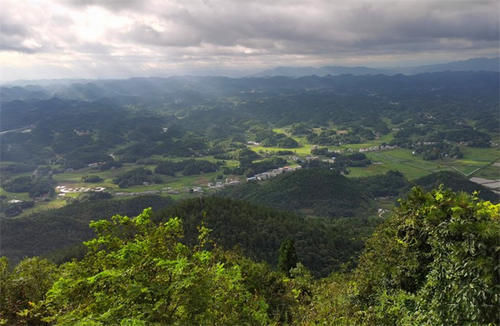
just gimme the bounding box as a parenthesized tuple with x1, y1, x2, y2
(1, 70, 499, 104)
(254, 57, 499, 77)
(253, 65, 386, 77)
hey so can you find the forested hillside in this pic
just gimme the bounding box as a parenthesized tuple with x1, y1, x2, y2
(2, 194, 377, 277)
(1, 196, 173, 264)
(1, 187, 498, 325)
(155, 197, 377, 276)
(413, 171, 499, 202)
(3, 168, 497, 270)
(220, 169, 498, 216)
(219, 168, 373, 217)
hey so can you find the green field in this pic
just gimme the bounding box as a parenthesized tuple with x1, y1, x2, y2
(348, 146, 500, 180)
(471, 161, 500, 179)
(0, 187, 31, 201)
(349, 150, 447, 179)
(250, 128, 499, 181)
(250, 144, 314, 156)
(14, 198, 69, 218)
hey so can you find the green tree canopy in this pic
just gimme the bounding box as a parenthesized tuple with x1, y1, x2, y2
(278, 239, 298, 276)
(353, 186, 500, 325)
(36, 209, 270, 325)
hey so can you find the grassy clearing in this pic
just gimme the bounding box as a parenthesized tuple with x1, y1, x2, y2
(0, 187, 31, 201)
(18, 198, 68, 218)
(459, 146, 500, 162)
(348, 146, 500, 180)
(150, 155, 223, 163)
(348, 157, 442, 180)
(165, 172, 219, 189)
(272, 128, 289, 135)
(260, 127, 397, 155)
(250, 145, 313, 156)
(472, 164, 500, 179)
(117, 172, 220, 193)
(360, 150, 444, 180)
(331, 133, 396, 151)
(223, 159, 240, 168)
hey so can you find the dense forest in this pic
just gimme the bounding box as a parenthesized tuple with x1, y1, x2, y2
(1, 187, 498, 325)
(3, 168, 496, 269)
(219, 168, 374, 217)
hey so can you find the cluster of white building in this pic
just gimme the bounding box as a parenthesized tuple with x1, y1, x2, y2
(358, 144, 398, 153)
(73, 129, 91, 136)
(56, 185, 106, 196)
(247, 165, 301, 182)
(162, 187, 180, 194)
(115, 190, 160, 197)
(87, 162, 106, 168)
(208, 178, 242, 189)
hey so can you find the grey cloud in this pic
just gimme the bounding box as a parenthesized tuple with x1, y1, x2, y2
(127, 23, 203, 47)
(0, 18, 41, 53)
(0, 22, 29, 37)
(1, 0, 499, 80)
(120, 0, 498, 57)
(0, 44, 36, 53)
(64, 0, 143, 10)
(340, 1, 499, 42)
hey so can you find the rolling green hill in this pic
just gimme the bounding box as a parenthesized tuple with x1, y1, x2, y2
(412, 171, 498, 202)
(1, 194, 378, 277)
(1, 196, 174, 264)
(219, 168, 375, 218)
(155, 197, 378, 276)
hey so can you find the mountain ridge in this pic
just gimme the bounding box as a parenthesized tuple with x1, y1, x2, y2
(254, 57, 499, 77)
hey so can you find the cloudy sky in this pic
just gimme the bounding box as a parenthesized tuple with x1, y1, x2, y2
(1, 0, 498, 80)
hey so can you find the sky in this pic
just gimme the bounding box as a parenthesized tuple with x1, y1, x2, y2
(1, 0, 499, 81)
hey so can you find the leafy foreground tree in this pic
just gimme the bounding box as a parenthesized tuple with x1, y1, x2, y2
(293, 187, 500, 325)
(0, 211, 310, 325)
(28, 209, 272, 325)
(351, 187, 500, 325)
(0, 257, 58, 325)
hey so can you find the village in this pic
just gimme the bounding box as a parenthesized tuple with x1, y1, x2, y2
(246, 165, 302, 182)
(54, 166, 302, 200)
(56, 185, 106, 196)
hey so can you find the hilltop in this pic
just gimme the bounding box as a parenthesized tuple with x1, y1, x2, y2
(219, 168, 373, 217)
(412, 171, 499, 202)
